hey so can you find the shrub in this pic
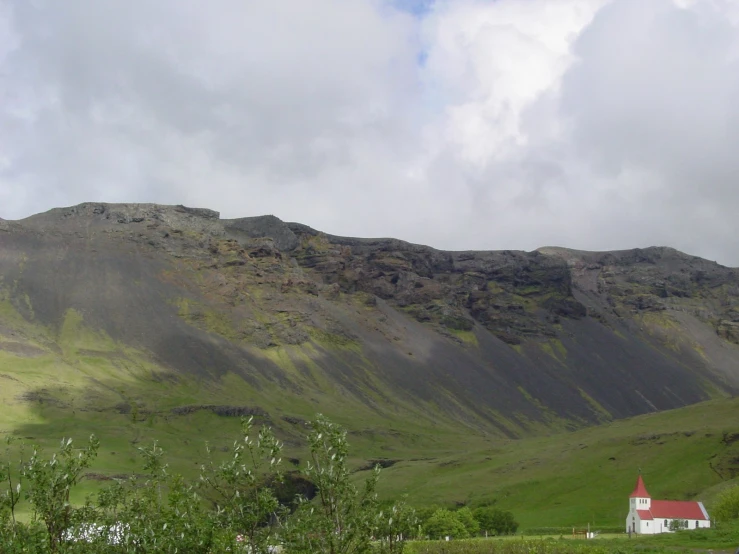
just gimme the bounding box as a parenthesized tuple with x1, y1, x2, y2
(282, 414, 380, 554)
(713, 484, 739, 523)
(455, 507, 479, 536)
(423, 509, 468, 540)
(22, 435, 99, 552)
(473, 506, 519, 535)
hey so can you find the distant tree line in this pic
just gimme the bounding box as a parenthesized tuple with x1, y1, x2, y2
(416, 505, 518, 540)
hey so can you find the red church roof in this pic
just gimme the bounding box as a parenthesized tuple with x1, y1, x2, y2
(650, 500, 708, 520)
(629, 476, 710, 521)
(630, 475, 651, 498)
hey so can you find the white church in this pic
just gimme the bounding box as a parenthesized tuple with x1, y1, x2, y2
(626, 475, 710, 534)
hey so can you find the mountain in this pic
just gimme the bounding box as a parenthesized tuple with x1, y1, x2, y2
(1, 202, 738, 445)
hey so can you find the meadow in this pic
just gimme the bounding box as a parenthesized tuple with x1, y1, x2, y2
(2, 392, 738, 528)
(405, 522, 739, 553)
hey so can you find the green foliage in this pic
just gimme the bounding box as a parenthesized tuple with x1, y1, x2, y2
(121, 448, 215, 553)
(524, 527, 622, 536)
(0, 415, 413, 553)
(373, 496, 419, 554)
(415, 505, 440, 528)
(455, 507, 479, 536)
(422, 509, 468, 540)
(473, 507, 519, 536)
(668, 518, 688, 531)
(199, 416, 285, 553)
(712, 484, 739, 523)
(282, 414, 380, 553)
(405, 539, 638, 554)
(0, 437, 23, 537)
(23, 435, 99, 552)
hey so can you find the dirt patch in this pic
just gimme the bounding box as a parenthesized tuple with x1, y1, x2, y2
(0, 341, 46, 358)
(356, 458, 401, 472)
(282, 415, 308, 426)
(76, 349, 127, 360)
(19, 390, 69, 407)
(630, 432, 681, 445)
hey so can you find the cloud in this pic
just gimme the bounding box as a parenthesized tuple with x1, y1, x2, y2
(1, 0, 739, 265)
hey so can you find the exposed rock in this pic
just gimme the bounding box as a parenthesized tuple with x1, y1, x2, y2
(170, 405, 269, 418)
(3, 202, 739, 436)
(225, 215, 299, 251)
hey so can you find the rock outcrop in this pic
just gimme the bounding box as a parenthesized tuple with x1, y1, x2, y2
(2, 203, 738, 437)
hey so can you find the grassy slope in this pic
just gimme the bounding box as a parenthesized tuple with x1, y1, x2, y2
(1, 294, 738, 529)
(376, 397, 739, 529)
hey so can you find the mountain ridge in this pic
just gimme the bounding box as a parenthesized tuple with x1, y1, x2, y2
(1, 202, 738, 442)
(15, 202, 736, 266)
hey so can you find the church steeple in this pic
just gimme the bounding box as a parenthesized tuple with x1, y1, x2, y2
(630, 475, 650, 498)
(629, 475, 651, 511)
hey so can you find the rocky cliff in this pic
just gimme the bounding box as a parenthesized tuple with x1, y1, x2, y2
(1, 203, 738, 437)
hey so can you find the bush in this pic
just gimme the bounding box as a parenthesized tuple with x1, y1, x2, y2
(473, 507, 519, 535)
(455, 507, 479, 537)
(423, 509, 468, 540)
(713, 484, 739, 523)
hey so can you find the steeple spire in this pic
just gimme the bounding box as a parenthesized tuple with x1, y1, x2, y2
(629, 475, 650, 498)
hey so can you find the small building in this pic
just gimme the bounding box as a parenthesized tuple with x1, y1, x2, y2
(625, 476, 710, 534)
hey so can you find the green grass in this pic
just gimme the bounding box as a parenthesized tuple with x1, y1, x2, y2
(450, 329, 479, 347)
(376, 397, 739, 528)
(2, 381, 738, 531)
(1, 300, 739, 532)
(405, 524, 739, 553)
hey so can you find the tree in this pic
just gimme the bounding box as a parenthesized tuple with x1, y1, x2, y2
(200, 416, 285, 554)
(373, 496, 419, 554)
(0, 437, 23, 537)
(415, 505, 440, 528)
(473, 506, 519, 535)
(282, 414, 381, 554)
(423, 508, 468, 540)
(713, 485, 739, 523)
(102, 440, 215, 553)
(455, 507, 480, 536)
(22, 435, 99, 552)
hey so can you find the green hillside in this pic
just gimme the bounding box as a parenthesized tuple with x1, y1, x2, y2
(377, 397, 739, 529)
(1, 203, 739, 530)
(2, 341, 737, 530)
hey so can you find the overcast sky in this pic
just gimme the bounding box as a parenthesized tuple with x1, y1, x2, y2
(2, 0, 739, 265)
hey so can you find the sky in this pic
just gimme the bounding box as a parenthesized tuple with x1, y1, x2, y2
(1, 0, 739, 265)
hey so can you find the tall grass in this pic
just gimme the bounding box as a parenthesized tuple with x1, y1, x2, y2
(406, 538, 644, 554)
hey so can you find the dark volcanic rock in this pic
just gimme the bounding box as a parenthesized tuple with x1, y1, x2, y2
(285, 226, 586, 341)
(2, 202, 739, 437)
(225, 215, 299, 252)
(170, 405, 268, 418)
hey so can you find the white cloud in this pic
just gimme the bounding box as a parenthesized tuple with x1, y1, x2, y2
(1, 0, 739, 264)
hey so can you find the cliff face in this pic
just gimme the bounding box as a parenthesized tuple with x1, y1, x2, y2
(1, 203, 738, 437)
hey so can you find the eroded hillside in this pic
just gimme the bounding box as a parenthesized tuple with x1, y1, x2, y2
(0, 203, 738, 440)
